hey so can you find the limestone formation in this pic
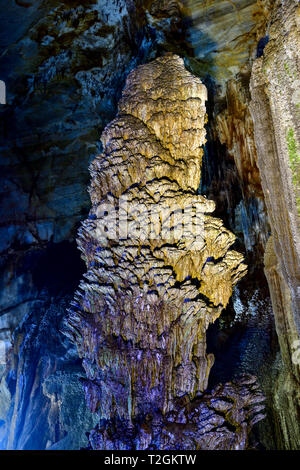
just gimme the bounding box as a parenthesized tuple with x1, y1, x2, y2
(250, 0, 300, 449)
(214, 71, 270, 254)
(0, 0, 274, 450)
(182, 0, 273, 85)
(216, 78, 263, 199)
(87, 374, 265, 450)
(66, 54, 265, 449)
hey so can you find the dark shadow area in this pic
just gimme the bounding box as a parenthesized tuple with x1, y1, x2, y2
(29, 240, 85, 296)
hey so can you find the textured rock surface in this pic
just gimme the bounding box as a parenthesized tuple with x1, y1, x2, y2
(65, 54, 265, 450)
(217, 79, 262, 198)
(250, 0, 300, 449)
(214, 74, 269, 253)
(0, 0, 288, 450)
(183, 0, 273, 86)
(0, 0, 274, 255)
(0, 0, 156, 448)
(88, 374, 265, 450)
(0, 292, 98, 450)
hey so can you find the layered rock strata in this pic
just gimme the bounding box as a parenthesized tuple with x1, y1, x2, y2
(183, 0, 273, 85)
(250, 0, 300, 449)
(66, 54, 264, 449)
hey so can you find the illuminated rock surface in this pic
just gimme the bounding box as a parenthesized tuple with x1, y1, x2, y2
(250, 0, 300, 449)
(0, 0, 298, 450)
(66, 55, 265, 450)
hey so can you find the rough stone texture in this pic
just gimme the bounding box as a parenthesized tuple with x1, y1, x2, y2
(0, 0, 281, 450)
(0, 0, 275, 341)
(0, 295, 98, 450)
(88, 374, 265, 450)
(215, 74, 269, 253)
(65, 54, 266, 450)
(0, 0, 155, 347)
(264, 236, 300, 449)
(182, 0, 273, 86)
(250, 0, 300, 449)
(217, 78, 262, 198)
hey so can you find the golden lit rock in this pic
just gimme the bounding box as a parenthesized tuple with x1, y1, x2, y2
(67, 54, 249, 448)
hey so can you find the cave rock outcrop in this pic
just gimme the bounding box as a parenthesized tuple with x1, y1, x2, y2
(250, 0, 300, 449)
(66, 54, 264, 450)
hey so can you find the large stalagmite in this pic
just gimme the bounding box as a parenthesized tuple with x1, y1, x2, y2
(66, 54, 264, 450)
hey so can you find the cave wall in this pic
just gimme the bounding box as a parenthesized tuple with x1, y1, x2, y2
(249, 0, 300, 449)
